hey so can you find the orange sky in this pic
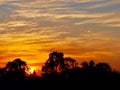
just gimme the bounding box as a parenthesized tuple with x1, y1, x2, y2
(0, 0, 120, 72)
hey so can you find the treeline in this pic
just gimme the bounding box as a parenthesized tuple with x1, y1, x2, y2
(0, 51, 120, 89)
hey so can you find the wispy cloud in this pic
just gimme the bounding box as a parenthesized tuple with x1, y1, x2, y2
(76, 12, 120, 27)
(0, 0, 120, 70)
(89, 0, 120, 9)
(2, 21, 28, 27)
(13, 9, 114, 19)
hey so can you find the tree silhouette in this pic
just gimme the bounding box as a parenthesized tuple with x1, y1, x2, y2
(41, 51, 65, 74)
(64, 57, 78, 70)
(4, 58, 28, 79)
(41, 51, 79, 80)
(0, 68, 6, 78)
(95, 62, 111, 72)
(89, 60, 95, 68)
(41, 51, 79, 74)
(0, 51, 120, 89)
(81, 61, 89, 69)
(81, 60, 111, 71)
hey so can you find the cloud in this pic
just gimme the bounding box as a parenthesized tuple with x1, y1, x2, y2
(4, 21, 28, 27)
(89, 0, 120, 9)
(76, 12, 120, 27)
(0, 20, 35, 29)
(0, 0, 120, 71)
(13, 8, 114, 19)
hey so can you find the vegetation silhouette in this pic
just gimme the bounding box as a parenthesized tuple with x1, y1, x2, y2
(0, 51, 120, 89)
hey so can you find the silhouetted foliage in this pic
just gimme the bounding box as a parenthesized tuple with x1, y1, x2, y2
(41, 51, 78, 78)
(0, 68, 6, 78)
(95, 62, 112, 71)
(3, 58, 28, 80)
(41, 51, 65, 73)
(81, 61, 89, 69)
(64, 57, 78, 69)
(81, 60, 111, 71)
(0, 51, 120, 89)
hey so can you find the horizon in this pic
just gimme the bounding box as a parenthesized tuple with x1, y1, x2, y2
(0, 0, 120, 72)
(0, 51, 120, 73)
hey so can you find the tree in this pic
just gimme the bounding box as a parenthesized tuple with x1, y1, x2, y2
(81, 61, 89, 69)
(41, 51, 65, 74)
(95, 62, 111, 72)
(41, 51, 79, 79)
(64, 57, 78, 70)
(0, 68, 6, 78)
(5, 58, 28, 79)
(81, 60, 111, 72)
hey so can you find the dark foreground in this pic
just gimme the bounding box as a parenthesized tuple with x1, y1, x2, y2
(0, 74, 120, 90)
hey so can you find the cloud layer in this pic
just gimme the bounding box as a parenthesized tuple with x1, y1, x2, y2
(0, 0, 120, 71)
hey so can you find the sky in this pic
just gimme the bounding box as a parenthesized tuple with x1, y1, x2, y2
(0, 0, 120, 71)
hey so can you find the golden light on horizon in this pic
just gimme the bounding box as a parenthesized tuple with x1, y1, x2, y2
(0, 0, 120, 72)
(29, 68, 34, 74)
(26, 67, 36, 75)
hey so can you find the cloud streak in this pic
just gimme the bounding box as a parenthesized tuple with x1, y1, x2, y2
(89, 0, 120, 9)
(0, 0, 120, 71)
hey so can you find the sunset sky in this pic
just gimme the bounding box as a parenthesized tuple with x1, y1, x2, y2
(0, 0, 120, 71)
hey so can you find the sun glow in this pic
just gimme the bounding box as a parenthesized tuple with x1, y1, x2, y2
(29, 68, 34, 74)
(26, 67, 35, 75)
